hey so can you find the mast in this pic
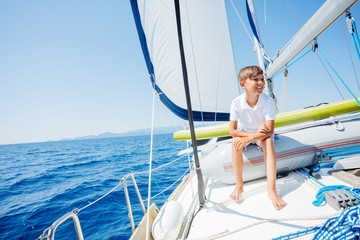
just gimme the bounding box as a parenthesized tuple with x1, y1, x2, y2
(246, 0, 266, 88)
(266, 0, 359, 79)
(246, 0, 276, 100)
(173, 0, 206, 206)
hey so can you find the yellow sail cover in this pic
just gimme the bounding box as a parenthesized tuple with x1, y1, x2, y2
(173, 98, 360, 140)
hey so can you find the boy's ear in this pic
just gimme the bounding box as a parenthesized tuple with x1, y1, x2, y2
(239, 81, 245, 89)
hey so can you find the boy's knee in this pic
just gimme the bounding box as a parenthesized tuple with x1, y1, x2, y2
(260, 136, 273, 147)
(232, 145, 243, 153)
(232, 139, 244, 152)
(261, 136, 273, 143)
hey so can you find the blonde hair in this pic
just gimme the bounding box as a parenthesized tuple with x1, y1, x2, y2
(238, 66, 263, 82)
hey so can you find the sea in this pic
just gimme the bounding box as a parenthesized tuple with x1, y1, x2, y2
(0, 133, 190, 240)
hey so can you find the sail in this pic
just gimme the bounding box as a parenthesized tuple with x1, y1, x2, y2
(130, 0, 239, 121)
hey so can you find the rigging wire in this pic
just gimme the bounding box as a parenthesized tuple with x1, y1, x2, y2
(284, 0, 302, 27)
(146, 89, 156, 240)
(315, 53, 345, 100)
(272, 0, 302, 59)
(264, 0, 267, 24)
(229, 0, 254, 46)
(317, 48, 360, 106)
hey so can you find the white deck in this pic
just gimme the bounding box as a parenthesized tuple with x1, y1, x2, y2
(175, 169, 352, 240)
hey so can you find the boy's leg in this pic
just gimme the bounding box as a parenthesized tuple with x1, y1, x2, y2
(230, 140, 244, 201)
(261, 137, 287, 210)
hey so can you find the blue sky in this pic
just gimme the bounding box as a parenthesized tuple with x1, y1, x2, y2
(1, 1, 360, 145)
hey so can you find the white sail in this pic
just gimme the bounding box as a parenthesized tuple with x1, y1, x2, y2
(131, 0, 239, 121)
(266, 0, 359, 79)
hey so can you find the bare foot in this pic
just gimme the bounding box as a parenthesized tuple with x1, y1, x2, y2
(230, 186, 244, 201)
(268, 191, 287, 210)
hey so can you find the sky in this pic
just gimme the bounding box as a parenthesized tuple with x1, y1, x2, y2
(1, 0, 360, 145)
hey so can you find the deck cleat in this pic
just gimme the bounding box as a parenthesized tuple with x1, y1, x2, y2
(325, 189, 359, 210)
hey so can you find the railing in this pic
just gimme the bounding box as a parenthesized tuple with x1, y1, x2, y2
(37, 211, 84, 240)
(37, 173, 146, 239)
(122, 173, 146, 232)
(37, 154, 189, 240)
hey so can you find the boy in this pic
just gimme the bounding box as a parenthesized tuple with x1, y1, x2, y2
(229, 65, 287, 211)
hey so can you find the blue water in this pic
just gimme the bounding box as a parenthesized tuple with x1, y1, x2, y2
(0, 134, 189, 240)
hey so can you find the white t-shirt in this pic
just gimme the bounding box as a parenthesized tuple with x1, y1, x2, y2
(230, 93, 276, 133)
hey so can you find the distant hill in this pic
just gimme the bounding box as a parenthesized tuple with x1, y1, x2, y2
(60, 126, 182, 141)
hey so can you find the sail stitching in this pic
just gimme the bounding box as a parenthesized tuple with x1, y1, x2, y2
(214, 4, 228, 124)
(183, 0, 204, 124)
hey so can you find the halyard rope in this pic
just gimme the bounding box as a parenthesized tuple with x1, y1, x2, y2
(341, 17, 360, 94)
(271, 48, 312, 80)
(347, 12, 360, 64)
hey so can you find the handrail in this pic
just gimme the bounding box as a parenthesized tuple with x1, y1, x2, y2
(130, 174, 146, 214)
(37, 211, 84, 240)
(122, 177, 135, 232)
(122, 173, 147, 232)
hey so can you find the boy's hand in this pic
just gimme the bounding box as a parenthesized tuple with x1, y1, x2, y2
(232, 137, 252, 150)
(257, 124, 270, 134)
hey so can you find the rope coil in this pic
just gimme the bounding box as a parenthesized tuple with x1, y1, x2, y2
(313, 204, 360, 240)
(274, 187, 360, 240)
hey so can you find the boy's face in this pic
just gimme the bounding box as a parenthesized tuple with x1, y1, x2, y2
(240, 73, 265, 95)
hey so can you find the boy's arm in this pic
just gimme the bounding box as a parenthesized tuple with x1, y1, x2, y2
(229, 120, 253, 138)
(252, 120, 274, 141)
(229, 120, 274, 143)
